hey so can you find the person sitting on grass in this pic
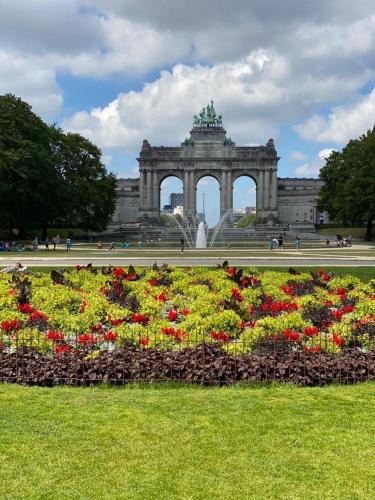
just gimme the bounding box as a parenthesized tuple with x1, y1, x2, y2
(96, 241, 103, 249)
(0, 261, 27, 273)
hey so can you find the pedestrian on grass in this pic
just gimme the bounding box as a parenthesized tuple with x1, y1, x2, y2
(66, 238, 72, 251)
(52, 235, 57, 251)
(109, 241, 115, 252)
(45, 237, 49, 251)
(32, 237, 39, 252)
(180, 237, 185, 254)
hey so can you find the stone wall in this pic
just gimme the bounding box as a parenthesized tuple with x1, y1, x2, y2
(277, 178, 323, 225)
(109, 178, 140, 230)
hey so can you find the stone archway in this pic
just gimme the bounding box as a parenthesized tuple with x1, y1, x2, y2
(138, 102, 279, 225)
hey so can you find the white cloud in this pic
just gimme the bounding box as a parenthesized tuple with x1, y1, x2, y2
(294, 89, 375, 144)
(295, 148, 336, 177)
(289, 151, 308, 161)
(0, 50, 62, 118)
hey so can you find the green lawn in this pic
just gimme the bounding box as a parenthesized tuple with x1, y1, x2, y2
(1, 384, 375, 499)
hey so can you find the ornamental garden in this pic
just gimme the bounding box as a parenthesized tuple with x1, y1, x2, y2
(1, 264, 375, 385)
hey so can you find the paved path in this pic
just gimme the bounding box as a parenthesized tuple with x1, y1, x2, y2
(1, 256, 374, 267)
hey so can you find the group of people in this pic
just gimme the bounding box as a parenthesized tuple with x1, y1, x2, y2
(269, 234, 302, 252)
(0, 241, 17, 252)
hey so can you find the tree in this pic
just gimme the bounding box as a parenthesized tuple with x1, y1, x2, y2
(0, 94, 61, 236)
(0, 94, 117, 236)
(51, 129, 117, 231)
(237, 213, 256, 228)
(319, 128, 375, 240)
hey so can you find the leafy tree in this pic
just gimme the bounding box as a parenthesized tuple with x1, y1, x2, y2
(319, 128, 375, 240)
(0, 94, 61, 236)
(237, 213, 256, 228)
(0, 94, 117, 236)
(51, 129, 117, 231)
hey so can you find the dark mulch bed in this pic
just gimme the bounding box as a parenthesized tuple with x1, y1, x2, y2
(1, 345, 375, 386)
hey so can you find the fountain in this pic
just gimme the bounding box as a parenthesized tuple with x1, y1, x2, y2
(196, 221, 207, 248)
(168, 210, 234, 248)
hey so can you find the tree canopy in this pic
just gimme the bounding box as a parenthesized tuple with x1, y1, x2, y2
(0, 94, 116, 236)
(236, 213, 256, 228)
(319, 128, 375, 240)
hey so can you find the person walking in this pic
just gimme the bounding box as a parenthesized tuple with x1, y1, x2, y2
(52, 235, 57, 251)
(180, 237, 185, 254)
(109, 241, 115, 252)
(45, 237, 49, 251)
(32, 237, 39, 252)
(295, 234, 301, 252)
(278, 233, 284, 250)
(66, 238, 72, 251)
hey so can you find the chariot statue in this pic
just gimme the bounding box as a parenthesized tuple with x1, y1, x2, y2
(193, 100, 222, 127)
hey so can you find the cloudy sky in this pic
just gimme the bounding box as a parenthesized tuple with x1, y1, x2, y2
(1, 0, 375, 224)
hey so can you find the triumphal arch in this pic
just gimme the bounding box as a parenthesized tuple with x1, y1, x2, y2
(138, 101, 279, 224)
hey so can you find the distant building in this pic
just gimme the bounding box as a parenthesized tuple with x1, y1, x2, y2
(170, 193, 183, 209)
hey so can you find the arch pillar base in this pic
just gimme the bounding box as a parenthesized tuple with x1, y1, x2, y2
(256, 209, 279, 225)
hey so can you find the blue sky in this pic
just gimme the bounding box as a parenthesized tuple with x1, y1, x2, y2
(1, 0, 375, 225)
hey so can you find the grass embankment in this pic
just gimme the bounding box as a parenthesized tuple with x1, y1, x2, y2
(0, 383, 375, 499)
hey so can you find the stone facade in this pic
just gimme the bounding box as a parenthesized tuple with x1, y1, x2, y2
(138, 125, 279, 224)
(108, 108, 323, 230)
(277, 178, 323, 226)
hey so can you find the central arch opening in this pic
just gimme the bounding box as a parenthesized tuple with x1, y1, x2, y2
(232, 176, 257, 227)
(160, 176, 183, 226)
(196, 176, 220, 228)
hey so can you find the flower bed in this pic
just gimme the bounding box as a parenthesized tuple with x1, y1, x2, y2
(1, 264, 375, 385)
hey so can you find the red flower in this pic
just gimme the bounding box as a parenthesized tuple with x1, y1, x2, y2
(108, 315, 124, 326)
(226, 267, 236, 277)
(304, 345, 321, 352)
(241, 278, 250, 287)
(139, 336, 149, 347)
(18, 303, 34, 314)
(103, 331, 117, 342)
(342, 305, 354, 314)
(325, 300, 333, 307)
(283, 329, 301, 342)
(157, 292, 167, 302)
(75, 265, 83, 271)
(113, 267, 126, 278)
(91, 323, 104, 332)
(168, 309, 179, 322)
(131, 313, 149, 326)
(182, 308, 190, 316)
(322, 274, 330, 282)
(148, 278, 158, 286)
(47, 330, 65, 342)
(161, 326, 186, 342)
(210, 330, 230, 343)
(27, 310, 48, 323)
(231, 288, 244, 302)
(1, 319, 22, 333)
(332, 333, 345, 347)
(77, 333, 98, 345)
(303, 326, 319, 337)
(55, 344, 72, 354)
(332, 309, 343, 321)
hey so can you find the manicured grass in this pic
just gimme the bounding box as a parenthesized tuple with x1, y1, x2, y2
(0, 383, 375, 499)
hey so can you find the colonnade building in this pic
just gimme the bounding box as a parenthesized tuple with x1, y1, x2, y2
(109, 103, 322, 231)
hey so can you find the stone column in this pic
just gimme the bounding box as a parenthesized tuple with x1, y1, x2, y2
(220, 171, 226, 216)
(258, 171, 264, 210)
(183, 170, 190, 216)
(190, 172, 196, 215)
(152, 172, 159, 214)
(270, 169, 277, 209)
(226, 170, 233, 211)
(139, 170, 146, 210)
(264, 170, 270, 210)
(146, 170, 152, 210)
